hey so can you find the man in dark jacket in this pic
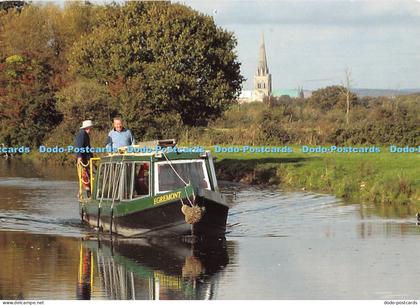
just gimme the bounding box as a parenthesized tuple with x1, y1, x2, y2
(76, 120, 94, 198)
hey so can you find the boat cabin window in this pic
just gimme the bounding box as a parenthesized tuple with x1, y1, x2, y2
(155, 160, 210, 193)
(121, 161, 150, 200)
(133, 162, 150, 197)
(96, 163, 111, 199)
(96, 161, 150, 201)
(105, 163, 114, 199)
(122, 162, 133, 200)
(95, 163, 122, 200)
(96, 164, 105, 199)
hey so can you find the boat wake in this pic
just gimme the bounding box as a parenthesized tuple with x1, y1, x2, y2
(0, 212, 86, 237)
(223, 184, 356, 238)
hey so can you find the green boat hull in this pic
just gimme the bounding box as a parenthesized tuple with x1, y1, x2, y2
(80, 186, 228, 237)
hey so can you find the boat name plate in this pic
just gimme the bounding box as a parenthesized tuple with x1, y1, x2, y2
(154, 191, 182, 205)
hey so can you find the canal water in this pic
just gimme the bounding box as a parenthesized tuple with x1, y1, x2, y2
(1, 159, 420, 300)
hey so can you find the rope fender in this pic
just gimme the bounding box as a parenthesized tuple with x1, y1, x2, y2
(180, 191, 205, 224)
(181, 204, 205, 224)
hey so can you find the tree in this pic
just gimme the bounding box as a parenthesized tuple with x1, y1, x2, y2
(55, 79, 113, 132)
(1, 5, 58, 63)
(341, 68, 352, 125)
(0, 53, 61, 147)
(0, 2, 98, 88)
(68, 1, 244, 131)
(259, 106, 292, 144)
(309, 85, 358, 112)
(0, 1, 25, 12)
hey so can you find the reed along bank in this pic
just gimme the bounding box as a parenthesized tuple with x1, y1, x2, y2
(211, 146, 420, 205)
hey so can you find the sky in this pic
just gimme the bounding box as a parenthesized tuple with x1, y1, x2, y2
(50, 0, 420, 90)
(181, 0, 420, 91)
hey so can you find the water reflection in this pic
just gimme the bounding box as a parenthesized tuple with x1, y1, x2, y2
(0, 231, 233, 300)
(360, 202, 418, 219)
(0, 159, 76, 180)
(356, 203, 420, 239)
(0, 231, 80, 300)
(77, 237, 232, 300)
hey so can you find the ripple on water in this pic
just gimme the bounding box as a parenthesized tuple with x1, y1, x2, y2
(0, 176, 83, 237)
(0, 211, 87, 237)
(226, 185, 360, 238)
(0, 177, 77, 188)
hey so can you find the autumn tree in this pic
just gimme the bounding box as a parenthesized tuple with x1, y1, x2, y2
(0, 2, 100, 148)
(1, 2, 98, 85)
(0, 54, 61, 147)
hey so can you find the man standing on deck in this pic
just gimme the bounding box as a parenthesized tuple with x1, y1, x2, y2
(105, 117, 135, 151)
(76, 120, 94, 198)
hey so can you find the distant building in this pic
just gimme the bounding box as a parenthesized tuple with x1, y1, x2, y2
(239, 33, 310, 103)
(272, 87, 307, 99)
(272, 89, 300, 98)
(253, 33, 272, 101)
(239, 33, 272, 103)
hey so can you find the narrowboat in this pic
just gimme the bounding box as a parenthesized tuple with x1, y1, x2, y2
(77, 140, 229, 238)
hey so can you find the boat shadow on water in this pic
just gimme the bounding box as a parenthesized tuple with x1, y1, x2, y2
(77, 236, 233, 300)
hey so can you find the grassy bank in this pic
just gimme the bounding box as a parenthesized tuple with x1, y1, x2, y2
(211, 147, 420, 205)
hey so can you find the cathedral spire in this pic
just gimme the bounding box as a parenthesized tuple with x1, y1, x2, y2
(257, 32, 269, 75)
(253, 32, 272, 100)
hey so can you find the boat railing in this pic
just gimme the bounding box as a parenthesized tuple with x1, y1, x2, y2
(77, 157, 101, 200)
(90, 158, 101, 194)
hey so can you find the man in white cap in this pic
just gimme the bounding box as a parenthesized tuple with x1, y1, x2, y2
(76, 120, 94, 197)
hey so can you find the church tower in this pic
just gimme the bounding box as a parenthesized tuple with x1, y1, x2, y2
(253, 33, 272, 99)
